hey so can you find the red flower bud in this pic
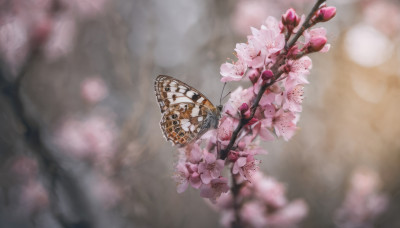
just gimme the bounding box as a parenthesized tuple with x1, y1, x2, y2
(227, 151, 239, 162)
(248, 69, 260, 85)
(308, 36, 327, 52)
(316, 6, 336, 22)
(282, 8, 300, 31)
(261, 70, 274, 81)
(239, 103, 249, 114)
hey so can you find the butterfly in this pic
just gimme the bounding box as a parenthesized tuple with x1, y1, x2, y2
(154, 75, 222, 147)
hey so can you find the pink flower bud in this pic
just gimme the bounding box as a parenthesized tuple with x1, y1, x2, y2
(282, 8, 300, 31)
(227, 151, 239, 162)
(261, 70, 274, 81)
(308, 36, 327, 52)
(239, 103, 249, 114)
(248, 69, 260, 85)
(316, 6, 336, 22)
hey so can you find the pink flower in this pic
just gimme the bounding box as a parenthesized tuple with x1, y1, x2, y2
(252, 120, 275, 141)
(272, 109, 297, 141)
(241, 201, 268, 228)
(220, 59, 247, 82)
(11, 156, 38, 181)
(224, 86, 255, 117)
(263, 16, 281, 35)
(218, 116, 239, 145)
(81, 76, 109, 104)
(232, 155, 260, 181)
(178, 143, 203, 164)
(253, 172, 287, 208)
(200, 177, 230, 202)
(54, 115, 117, 162)
(198, 152, 224, 184)
(251, 17, 285, 56)
(173, 163, 190, 193)
(284, 56, 312, 89)
(44, 16, 76, 60)
(282, 84, 304, 112)
(91, 176, 121, 208)
(20, 180, 49, 215)
(267, 200, 309, 227)
(235, 38, 265, 68)
(0, 18, 29, 74)
(335, 168, 388, 228)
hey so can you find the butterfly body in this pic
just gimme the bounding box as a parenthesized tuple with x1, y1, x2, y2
(155, 75, 221, 146)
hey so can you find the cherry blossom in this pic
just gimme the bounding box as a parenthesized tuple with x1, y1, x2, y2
(220, 59, 247, 82)
(169, 3, 336, 227)
(232, 155, 260, 181)
(200, 177, 230, 202)
(198, 152, 224, 184)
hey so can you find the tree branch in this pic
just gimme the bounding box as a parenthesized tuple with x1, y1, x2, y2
(0, 54, 95, 228)
(220, 0, 327, 160)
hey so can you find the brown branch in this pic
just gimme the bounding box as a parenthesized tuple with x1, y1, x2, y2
(230, 170, 243, 228)
(219, 0, 327, 160)
(0, 54, 95, 228)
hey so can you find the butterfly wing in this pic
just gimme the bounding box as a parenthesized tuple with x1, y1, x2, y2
(155, 75, 217, 146)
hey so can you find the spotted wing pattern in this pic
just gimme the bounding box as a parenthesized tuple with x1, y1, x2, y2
(154, 75, 218, 146)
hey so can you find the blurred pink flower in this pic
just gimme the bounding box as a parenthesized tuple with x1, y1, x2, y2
(81, 76, 109, 104)
(241, 201, 268, 228)
(0, 18, 29, 74)
(173, 162, 202, 193)
(200, 177, 230, 202)
(253, 172, 287, 208)
(231, 0, 273, 36)
(198, 152, 224, 184)
(44, 16, 76, 60)
(178, 142, 203, 164)
(335, 168, 388, 228)
(363, 1, 400, 37)
(54, 114, 117, 165)
(20, 180, 49, 215)
(173, 163, 190, 193)
(11, 156, 38, 181)
(267, 200, 308, 227)
(61, 0, 108, 18)
(91, 176, 122, 208)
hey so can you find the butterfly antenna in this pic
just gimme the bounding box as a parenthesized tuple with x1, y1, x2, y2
(221, 91, 231, 101)
(219, 83, 227, 106)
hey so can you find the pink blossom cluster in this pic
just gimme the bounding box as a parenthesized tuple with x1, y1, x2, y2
(215, 172, 308, 228)
(54, 113, 117, 173)
(173, 136, 229, 202)
(172, 3, 335, 227)
(0, 0, 108, 74)
(10, 156, 49, 216)
(335, 168, 388, 228)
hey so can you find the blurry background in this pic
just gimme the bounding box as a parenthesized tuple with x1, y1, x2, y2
(0, 0, 399, 227)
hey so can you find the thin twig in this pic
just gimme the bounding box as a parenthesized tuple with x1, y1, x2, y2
(0, 54, 94, 228)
